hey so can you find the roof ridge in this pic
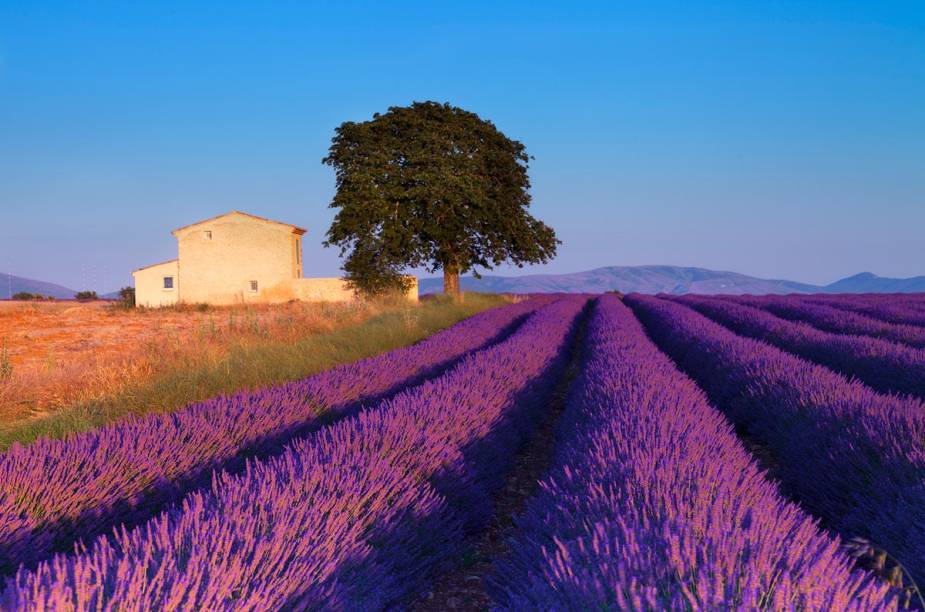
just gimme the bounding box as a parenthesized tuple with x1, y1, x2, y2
(171, 211, 307, 235)
(132, 258, 178, 273)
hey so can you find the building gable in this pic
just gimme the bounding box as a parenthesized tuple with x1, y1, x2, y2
(173, 211, 303, 304)
(171, 211, 306, 238)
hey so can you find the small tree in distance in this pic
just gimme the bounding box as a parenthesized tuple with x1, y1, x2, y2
(118, 287, 135, 308)
(74, 291, 98, 302)
(322, 101, 559, 297)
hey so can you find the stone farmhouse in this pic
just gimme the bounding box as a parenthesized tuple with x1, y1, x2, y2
(132, 211, 418, 307)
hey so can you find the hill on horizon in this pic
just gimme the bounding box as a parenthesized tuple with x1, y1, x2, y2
(419, 266, 925, 295)
(0, 273, 78, 299)
(6, 267, 924, 301)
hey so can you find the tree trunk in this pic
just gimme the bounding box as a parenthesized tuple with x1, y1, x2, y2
(443, 263, 461, 297)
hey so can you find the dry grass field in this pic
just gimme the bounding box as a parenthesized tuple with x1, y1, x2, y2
(0, 300, 370, 419)
(0, 294, 508, 448)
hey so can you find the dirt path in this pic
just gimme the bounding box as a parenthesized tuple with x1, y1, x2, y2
(409, 314, 588, 611)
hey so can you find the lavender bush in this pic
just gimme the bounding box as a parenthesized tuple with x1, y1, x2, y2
(0, 297, 587, 609)
(728, 295, 925, 349)
(672, 294, 925, 399)
(0, 296, 552, 574)
(810, 296, 925, 328)
(490, 295, 895, 609)
(626, 294, 925, 591)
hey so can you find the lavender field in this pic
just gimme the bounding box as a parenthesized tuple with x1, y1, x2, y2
(1, 292, 924, 610)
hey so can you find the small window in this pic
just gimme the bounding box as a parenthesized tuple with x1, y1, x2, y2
(249, 280, 258, 293)
(203, 230, 212, 240)
(163, 276, 174, 289)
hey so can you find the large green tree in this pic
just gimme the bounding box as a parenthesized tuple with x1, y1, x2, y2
(322, 101, 559, 296)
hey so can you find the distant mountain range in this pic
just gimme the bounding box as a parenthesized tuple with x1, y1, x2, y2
(0, 273, 80, 299)
(3, 267, 923, 300)
(823, 272, 925, 294)
(419, 266, 925, 295)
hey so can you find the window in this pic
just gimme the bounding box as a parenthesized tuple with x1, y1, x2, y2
(203, 230, 212, 240)
(163, 276, 174, 289)
(249, 280, 258, 293)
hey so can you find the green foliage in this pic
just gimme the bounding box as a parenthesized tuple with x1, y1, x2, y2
(12, 292, 51, 301)
(118, 287, 135, 308)
(74, 291, 99, 301)
(323, 101, 559, 295)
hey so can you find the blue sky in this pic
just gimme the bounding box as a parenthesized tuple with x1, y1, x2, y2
(1, 1, 923, 292)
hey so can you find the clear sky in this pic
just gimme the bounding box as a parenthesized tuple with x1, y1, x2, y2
(1, 1, 923, 292)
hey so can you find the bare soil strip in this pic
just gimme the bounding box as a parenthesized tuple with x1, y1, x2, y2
(409, 311, 589, 611)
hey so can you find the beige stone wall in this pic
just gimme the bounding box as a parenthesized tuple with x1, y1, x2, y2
(268, 277, 419, 304)
(174, 213, 301, 305)
(288, 278, 356, 303)
(132, 260, 179, 307)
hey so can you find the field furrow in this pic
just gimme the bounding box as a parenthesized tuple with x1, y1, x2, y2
(490, 295, 896, 609)
(0, 296, 587, 609)
(409, 298, 589, 610)
(625, 294, 925, 595)
(0, 296, 552, 575)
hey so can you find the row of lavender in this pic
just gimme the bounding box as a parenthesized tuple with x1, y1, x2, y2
(491, 295, 895, 609)
(0, 296, 552, 574)
(625, 294, 925, 591)
(798, 294, 925, 328)
(0, 297, 587, 608)
(728, 294, 925, 349)
(671, 294, 925, 400)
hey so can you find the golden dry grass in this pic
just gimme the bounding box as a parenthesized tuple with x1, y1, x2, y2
(0, 300, 368, 420)
(0, 294, 508, 448)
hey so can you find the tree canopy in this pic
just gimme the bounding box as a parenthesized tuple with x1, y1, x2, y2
(323, 101, 559, 296)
